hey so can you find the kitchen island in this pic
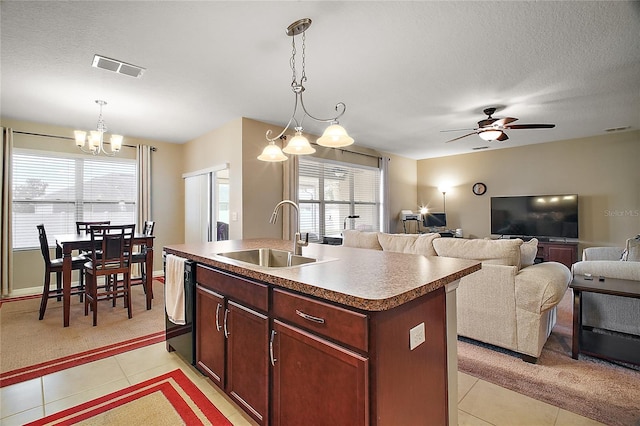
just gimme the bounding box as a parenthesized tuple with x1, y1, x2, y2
(164, 239, 480, 425)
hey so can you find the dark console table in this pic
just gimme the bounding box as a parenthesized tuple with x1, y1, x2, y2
(570, 274, 640, 365)
(536, 241, 578, 269)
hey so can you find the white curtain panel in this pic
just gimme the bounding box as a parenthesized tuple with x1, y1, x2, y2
(134, 144, 152, 277)
(1, 128, 14, 295)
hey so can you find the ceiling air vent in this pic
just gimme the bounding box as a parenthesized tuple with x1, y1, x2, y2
(92, 54, 145, 78)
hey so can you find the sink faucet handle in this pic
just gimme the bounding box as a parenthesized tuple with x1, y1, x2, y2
(297, 232, 309, 247)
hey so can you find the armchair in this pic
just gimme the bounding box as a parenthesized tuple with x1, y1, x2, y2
(572, 241, 640, 337)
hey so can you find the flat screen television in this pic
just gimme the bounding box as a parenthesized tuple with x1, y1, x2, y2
(423, 212, 447, 228)
(491, 195, 578, 239)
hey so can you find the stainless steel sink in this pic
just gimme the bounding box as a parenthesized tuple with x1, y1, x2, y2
(216, 248, 318, 268)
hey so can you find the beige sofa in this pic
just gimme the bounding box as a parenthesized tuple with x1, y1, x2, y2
(342, 230, 572, 362)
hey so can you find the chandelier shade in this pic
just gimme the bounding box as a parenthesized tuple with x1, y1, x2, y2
(258, 18, 353, 162)
(75, 100, 123, 156)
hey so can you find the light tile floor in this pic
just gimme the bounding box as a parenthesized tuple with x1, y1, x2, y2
(1, 342, 603, 426)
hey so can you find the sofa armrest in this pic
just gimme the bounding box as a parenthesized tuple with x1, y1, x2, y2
(582, 246, 624, 261)
(572, 260, 640, 281)
(516, 262, 572, 313)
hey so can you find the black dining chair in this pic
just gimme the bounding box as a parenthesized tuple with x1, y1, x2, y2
(130, 221, 155, 295)
(84, 224, 135, 326)
(37, 224, 87, 320)
(76, 220, 111, 235)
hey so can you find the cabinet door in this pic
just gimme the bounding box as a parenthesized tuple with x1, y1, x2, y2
(226, 301, 269, 425)
(547, 245, 576, 268)
(196, 285, 225, 387)
(271, 320, 368, 426)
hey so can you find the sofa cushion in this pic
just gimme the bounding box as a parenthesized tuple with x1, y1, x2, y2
(377, 232, 440, 256)
(621, 236, 640, 261)
(342, 230, 382, 250)
(520, 238, 539, 267)
(433, 238, 522, 268)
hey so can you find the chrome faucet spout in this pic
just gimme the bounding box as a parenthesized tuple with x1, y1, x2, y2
(270, 200, 308, 255)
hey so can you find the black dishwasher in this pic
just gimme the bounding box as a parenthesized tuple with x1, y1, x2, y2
(165, 258, 196, 365)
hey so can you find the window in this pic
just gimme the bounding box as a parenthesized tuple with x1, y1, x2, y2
(298, 156, 382, 242)
(12, 150, 136, 249)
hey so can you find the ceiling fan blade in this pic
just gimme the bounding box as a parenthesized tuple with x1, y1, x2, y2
(445, 132, 477, 143)
(496, 132, 509, 142)
(505, 124, 555, 129)
(440, 128, 476, 133)
(492, 117, 518, 127)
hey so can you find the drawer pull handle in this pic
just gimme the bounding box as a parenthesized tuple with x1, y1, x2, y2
(295, 309, 325, 324)
(215, 303, 222, 332)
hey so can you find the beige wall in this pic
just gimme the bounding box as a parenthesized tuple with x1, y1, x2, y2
(3, 118, 184, 291)
(385, 152, 418, 233)
(182, 118, 243, 239)
(417, 130, 640, 249)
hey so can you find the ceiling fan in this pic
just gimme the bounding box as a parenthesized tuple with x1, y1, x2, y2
(443, 107, 556, 143)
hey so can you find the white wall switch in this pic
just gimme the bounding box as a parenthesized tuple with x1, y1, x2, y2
(231, 212, 238, 221)
(409, 322, 426, 350)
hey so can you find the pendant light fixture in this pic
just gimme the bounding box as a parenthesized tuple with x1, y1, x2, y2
(258, 18, 354, 162)
(74, 100, 123, 156)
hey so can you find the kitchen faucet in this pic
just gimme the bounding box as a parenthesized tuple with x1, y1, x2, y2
(270, 200, 308, 255)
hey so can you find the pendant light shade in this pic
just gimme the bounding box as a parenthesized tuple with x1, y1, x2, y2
(283, 130, 316, 155)
(258, 141, 288, 162)
(317, 123, 354, 148)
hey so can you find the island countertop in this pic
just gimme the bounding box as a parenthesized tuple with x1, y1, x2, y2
(164, 239, 481, 311)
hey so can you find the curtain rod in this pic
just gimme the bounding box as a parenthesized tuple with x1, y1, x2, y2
(306, 140, 381, 160)
(13, 131, 157, 151)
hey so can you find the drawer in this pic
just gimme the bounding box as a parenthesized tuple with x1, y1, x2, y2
(196, 264, 268, 312)
(272, 288, 368, 352)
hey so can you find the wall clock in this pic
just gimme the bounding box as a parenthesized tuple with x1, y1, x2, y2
(472, 182, 487, 196)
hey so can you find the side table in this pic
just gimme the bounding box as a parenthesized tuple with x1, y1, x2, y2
(570, 274, 640, 365)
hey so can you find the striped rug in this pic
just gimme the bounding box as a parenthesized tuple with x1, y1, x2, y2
(24, 369, 231, 425)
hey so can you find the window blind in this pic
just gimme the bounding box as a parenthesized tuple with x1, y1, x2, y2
(12, 150, 136, 249)
(298, 156, 381, 242)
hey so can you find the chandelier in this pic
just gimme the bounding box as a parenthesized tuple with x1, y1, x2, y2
(258, 18, 354, 162)
(74, 100, 123, 156)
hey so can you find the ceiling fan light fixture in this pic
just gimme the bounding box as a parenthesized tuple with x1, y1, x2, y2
(317, 123, 354, 148)
(479, 129, 503, 141)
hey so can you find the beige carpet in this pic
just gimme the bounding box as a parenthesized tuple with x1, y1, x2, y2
(1, 279, 166, 382)
(458, 289, 640, 426)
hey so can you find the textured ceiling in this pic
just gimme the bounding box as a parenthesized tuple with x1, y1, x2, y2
(1, 1, 639, 159)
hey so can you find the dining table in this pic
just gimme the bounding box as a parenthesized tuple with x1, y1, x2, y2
(55, 232, 155, 327)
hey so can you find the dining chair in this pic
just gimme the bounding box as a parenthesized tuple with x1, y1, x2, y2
(84, 224, 135, 326)
(76, 220, 111, 235)
(131, 221, 155, 295)
(37, 224, 86, 320)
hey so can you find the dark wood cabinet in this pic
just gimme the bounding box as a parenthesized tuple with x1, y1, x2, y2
(195, 265, 269, 425)
(226, 301, 269, 424)
(196, 285, 225, 387)
(195, 263, 449, 425)
(271, 320, 369, 426)
(536, 241, 578, 268)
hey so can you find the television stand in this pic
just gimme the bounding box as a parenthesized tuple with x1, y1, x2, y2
(535, 241, 578, 269)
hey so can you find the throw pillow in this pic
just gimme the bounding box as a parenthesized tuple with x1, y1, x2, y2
(621, 235, 640, 261)
(377, 233, 419, 254)
(520, 238, 539, 267)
